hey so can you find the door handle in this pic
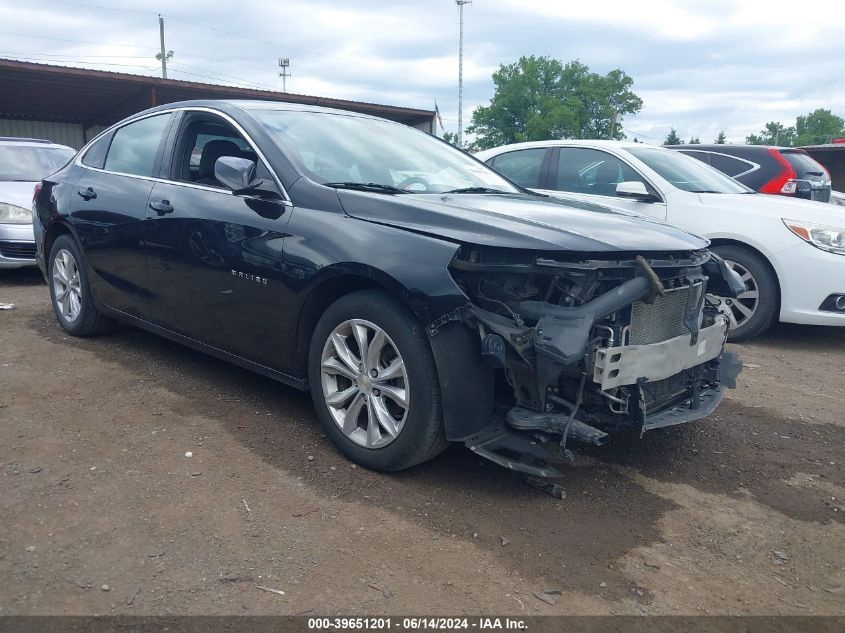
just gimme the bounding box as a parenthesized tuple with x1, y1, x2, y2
(77, 187, 97, 200)
(149, 200, 174, 215)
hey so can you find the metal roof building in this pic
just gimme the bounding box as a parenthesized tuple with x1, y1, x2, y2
(0, 58, 436, 149)
(800, 141, 845, 192)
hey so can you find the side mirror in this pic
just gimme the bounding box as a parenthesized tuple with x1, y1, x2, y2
(616, 181, 654, 200)
(214, 156, 262, 194)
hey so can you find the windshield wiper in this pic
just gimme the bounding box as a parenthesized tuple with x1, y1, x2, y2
(689, 189, 723, 194)
(323, 182, 409, 194)
(443, 186, 513, 194)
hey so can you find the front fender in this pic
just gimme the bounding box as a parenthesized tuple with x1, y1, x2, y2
(428, 321, 495, 440)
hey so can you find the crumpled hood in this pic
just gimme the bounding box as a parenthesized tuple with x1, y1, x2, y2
(337, 190, 709, 252)
(0, 181, 38, 215)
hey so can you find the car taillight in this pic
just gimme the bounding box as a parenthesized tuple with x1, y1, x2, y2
(760, 149, 798, 195)
(32, 183, 42, 203)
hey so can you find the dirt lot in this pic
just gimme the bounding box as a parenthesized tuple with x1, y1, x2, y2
(1, 267, 844, 616)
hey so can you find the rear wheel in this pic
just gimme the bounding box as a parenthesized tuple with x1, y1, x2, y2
(711, 245, 778, 341)
(308, 290, 447, 471)
(48, 234, 115, 336)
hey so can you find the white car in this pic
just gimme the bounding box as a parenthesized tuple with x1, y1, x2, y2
(476, 140, 845, 340)
(0, 137, 76, 268)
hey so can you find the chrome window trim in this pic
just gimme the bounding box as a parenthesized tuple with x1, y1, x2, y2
(74, 106, 292, 205)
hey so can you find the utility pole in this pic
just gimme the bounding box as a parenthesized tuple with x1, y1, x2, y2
(456, 0, 471, 148)
(155, 14, 173, 79)
(278, 58, 291, 92)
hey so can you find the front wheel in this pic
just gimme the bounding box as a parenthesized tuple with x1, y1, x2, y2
(710, 245, 779, 341)
(308, 290, 447, 471)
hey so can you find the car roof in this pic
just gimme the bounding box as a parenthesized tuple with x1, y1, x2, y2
(671, 144, 806, 153)
(141, 98, 389, 122)
(476, 139, 656, 155)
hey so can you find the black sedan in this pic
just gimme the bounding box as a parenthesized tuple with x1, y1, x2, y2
(34, 100, 742, 476)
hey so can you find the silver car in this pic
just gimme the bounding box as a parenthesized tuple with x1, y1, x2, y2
(1, 137, 76, 268)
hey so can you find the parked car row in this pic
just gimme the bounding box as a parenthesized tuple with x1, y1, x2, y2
(476, 140, 845, 340)
(4, 101, 844, 476)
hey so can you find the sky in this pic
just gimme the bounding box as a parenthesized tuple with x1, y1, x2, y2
(1, 0, 844, 145)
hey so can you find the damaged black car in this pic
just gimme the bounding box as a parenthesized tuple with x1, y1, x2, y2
(34, 100, 743, 476)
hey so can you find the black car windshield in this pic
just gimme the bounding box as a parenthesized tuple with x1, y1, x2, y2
(250, 109, 520, 194)
(629, 147, 752, 194)
(0, 145, 76, 182)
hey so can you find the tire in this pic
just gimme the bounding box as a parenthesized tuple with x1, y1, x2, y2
(308, 290, 448, 471)
(48, 234, 115, 336)
(711, 244, 778, 342)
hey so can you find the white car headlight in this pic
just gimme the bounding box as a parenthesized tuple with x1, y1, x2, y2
(0, 202, 33, 224)
(783, 219, 845, 256)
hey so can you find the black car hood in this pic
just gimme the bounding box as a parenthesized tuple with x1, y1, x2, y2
(337, 190, 709, 252)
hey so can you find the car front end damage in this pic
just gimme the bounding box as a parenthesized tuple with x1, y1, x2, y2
(439, 246, 744, 478)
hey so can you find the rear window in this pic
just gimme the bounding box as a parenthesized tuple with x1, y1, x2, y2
(81, 133, 112, 169)
(488, 148, 545, 188)
(677, 150, 711, 165)
(104, 114, 172, 178)
(779, 151, 828, 178)
(709, 153, 755, 178)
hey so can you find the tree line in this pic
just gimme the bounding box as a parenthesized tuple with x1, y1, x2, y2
(449, 55, 844, 149)
(663, 109, 845, 146)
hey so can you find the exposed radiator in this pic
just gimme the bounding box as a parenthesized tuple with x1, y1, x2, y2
(628, 283, 702, 345)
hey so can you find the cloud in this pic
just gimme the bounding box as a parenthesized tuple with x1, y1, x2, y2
(2, 0, 844, 144)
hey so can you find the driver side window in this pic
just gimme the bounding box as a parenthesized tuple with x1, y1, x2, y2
(555, 148, 646, 198)
(171, 114, 272, 191)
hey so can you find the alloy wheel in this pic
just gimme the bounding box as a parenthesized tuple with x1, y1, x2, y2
(715, 259, 759, 330)
(320, 319, 409, 449)
(52, 248, 82, 323)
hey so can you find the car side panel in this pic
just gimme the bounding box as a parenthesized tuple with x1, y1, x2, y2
(144, 181, 291, 369)
(60, 166, 156, 318)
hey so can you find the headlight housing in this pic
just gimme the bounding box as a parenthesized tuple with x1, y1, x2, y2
(783, 219, 845, 256)
(0, 202, 32, 225)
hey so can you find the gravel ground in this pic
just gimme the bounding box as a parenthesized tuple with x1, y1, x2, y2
(1, 267, 844, 616)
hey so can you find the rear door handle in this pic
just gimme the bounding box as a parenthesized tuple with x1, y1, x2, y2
(77, 187, 97, 200)
(149, 200, 174, 215)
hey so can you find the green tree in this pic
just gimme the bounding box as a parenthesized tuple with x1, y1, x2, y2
(715, 131, 727, 144)
(466, 56, 643, 150)
(688, 136, 700, 144)
(441, 131, 459, 146)
(746, 121, 795, 146)
(794, 108, 845, 145)
(664, 128, 682, 145)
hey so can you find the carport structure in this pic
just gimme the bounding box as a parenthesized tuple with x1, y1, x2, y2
(800, 141, 845, 192)
(0, 58, 436, 149)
